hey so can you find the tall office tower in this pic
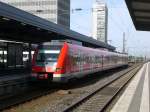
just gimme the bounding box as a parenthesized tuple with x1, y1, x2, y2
(1, 0, 70, 28)
(92, 1, 108, 43)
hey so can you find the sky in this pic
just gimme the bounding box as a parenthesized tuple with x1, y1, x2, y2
(71, 0, 150, 58)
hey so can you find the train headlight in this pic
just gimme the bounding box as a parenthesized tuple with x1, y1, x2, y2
(52, 63, 57, 70)
(56, 67, 63, 72)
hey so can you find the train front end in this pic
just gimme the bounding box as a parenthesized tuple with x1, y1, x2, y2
(32, 42, 67, 81)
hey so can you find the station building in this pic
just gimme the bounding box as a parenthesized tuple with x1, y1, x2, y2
(0, 0, 70, 28)
(0, 1, 115, 73)
(92, 1, 108, 43)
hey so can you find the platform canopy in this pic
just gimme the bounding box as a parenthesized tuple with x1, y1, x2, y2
(126, 0, 150, 31)
(0, 2, 115, 50)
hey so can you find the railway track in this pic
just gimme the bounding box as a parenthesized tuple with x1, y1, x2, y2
(0, 82, 59, 111)
(0, 64, 142, 111)
(62, 64, 142, 112)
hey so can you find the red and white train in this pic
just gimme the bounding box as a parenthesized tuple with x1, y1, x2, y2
(32, 40, 128, 82)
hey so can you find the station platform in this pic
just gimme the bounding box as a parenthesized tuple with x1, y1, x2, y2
(0, 73, 30, 85)
(111, 62, 149, 112)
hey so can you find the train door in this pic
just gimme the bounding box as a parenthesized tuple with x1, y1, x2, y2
(68, 48, 79, 73)
(67, 49, 74, 73)
(102, 54, 106, 68)
(78, 50, 82, 72)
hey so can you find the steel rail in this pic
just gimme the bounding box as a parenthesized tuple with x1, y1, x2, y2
(0, 82, 58, 111)
(99, 65, 141, 112)
(62, 64, 142, 112)
(0, 64, 142, 111)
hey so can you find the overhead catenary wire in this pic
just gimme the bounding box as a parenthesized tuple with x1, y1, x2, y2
(109, 0, 128, 30)
(30, 2, 126, 37)
(22, 1, 129, 40)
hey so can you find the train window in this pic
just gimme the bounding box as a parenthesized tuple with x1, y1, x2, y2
(86, 55, 89, 64)
(96, 56, 100, 64)
(36, 50, 60, 62)
(39, 45, 62, 50)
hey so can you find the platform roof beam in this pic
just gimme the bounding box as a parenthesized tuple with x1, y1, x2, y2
(0, 2, 115, 50)
(126, 0, 150, 31)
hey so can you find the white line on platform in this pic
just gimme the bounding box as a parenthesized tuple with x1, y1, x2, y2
(110, 64, 146, 112)
(140, 62, 149, 112)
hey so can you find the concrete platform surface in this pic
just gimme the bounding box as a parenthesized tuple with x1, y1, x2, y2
(0, 74, 30, 84)
(111, 62, 150, 112)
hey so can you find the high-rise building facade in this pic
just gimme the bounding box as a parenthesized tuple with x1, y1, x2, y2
(1, 0, 70, 28)
(92, 2, 108, 43)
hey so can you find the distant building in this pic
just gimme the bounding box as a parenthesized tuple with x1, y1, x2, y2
(1, 0, 70, 28)
(92, 2, 108, 43)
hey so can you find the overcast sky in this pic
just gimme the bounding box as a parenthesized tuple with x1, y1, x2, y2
(71, 0, 150, 58)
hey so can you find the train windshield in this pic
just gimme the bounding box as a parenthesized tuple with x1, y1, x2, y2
(36, 49, 60, 66)
(36, 50, 60, 62)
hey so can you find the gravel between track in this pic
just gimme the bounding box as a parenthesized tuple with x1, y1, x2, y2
(3, 66, 133, 112)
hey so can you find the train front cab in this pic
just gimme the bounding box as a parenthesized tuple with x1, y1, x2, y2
(53, 43, 69, 82)
(32, 42, 68, 82)
(32, 42, 128, 83)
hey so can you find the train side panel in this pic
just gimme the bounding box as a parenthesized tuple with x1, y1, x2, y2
(52, 43, 128, 82)
(32, 42, 128, 83)
(53, 44, 104, 82)
(52, 43, 69, 82)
